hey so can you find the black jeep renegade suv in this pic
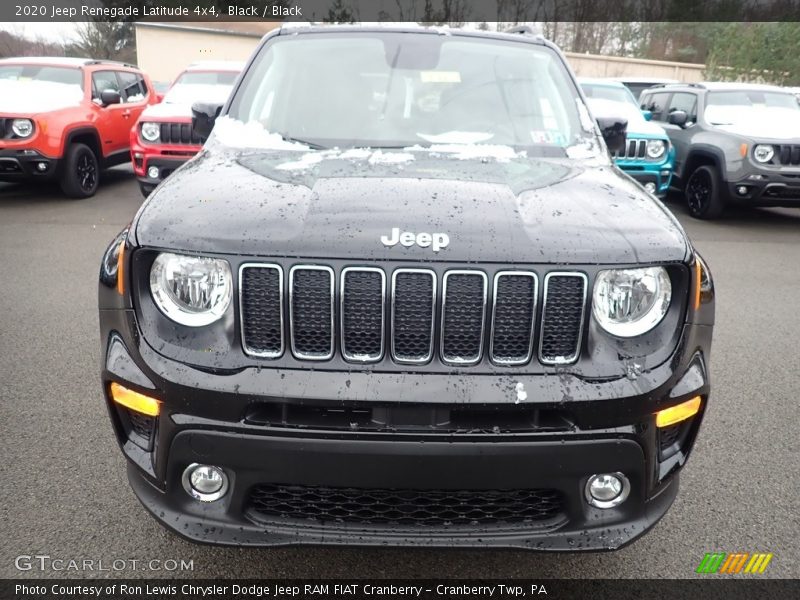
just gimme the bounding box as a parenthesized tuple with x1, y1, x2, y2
(98, 26, 715, 550)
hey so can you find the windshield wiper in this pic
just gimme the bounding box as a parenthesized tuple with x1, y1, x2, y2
(278, 133, 327, 150)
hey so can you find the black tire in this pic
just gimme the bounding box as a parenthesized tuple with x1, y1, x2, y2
(59, 143, 99, 198)
(684, 165, 725, 219)
(139, 181, 155, 198)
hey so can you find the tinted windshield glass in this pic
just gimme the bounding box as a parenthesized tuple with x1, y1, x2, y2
(229, 32, 589, 151)
(165, 71, 239, 104)
(0, 65, 82, 88)
(581, 84, 637, 107)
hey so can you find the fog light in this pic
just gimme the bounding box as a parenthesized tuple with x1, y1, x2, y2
(147, 166, 159, 179)
(585, 472, 630, 508)
(36, 162, 48, 172)
(737, 186, 748, 196)
(182, 463, 228, 502)
(644, 182, 657, 194)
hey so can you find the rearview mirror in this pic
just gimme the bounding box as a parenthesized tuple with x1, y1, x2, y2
(100, 89, 121, 107)
(667, 110, 688, 127)
(596, 116, 627, 154)
(192, 102, 224, 140)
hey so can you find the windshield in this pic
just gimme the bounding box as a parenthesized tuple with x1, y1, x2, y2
(704, 90, 800, 125)
(228, 32, 590, 152)
(164, 70, 239, 105)
(581, 84, 638, 107)
(0, 64, 83, 88)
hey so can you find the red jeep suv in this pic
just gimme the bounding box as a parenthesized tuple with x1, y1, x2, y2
(0, 57, 156, 198)
(130, 61, 243, 196)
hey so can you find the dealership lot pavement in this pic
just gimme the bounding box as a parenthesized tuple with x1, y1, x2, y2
(1, 168, 798, 579)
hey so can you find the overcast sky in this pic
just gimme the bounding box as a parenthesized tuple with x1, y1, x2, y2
(0, 22, 81, 42)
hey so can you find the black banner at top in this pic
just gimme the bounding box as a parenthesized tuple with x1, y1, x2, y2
(3, 0, 800, 22)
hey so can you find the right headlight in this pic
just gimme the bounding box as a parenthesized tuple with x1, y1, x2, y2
(753, 144, 774, 163)
(149, 252, 232, 326)
(140, 122, 161, 142)
(645, 139, 666, 159)
(11, 118, 34, 138)
(592, 267, 671, 337)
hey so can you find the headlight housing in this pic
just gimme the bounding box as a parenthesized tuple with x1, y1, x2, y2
(11, 118, 34, 138)
(140, 122, 161, 142)
(646, 139, 666, 159)
(149, 253, 232, 326)
(592, 267, 671, 337)
(753, 144, 774, 163)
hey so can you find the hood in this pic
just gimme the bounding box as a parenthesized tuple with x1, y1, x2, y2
(627, 118, 669, 138)
(586, 98, 667, 139)
(0, 80, 83, 114)
(134, 145, 689, 265)
(139, 101, 193, 121)
(705, 106, 800, 139)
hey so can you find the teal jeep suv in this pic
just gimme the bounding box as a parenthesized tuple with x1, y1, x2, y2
(580, 78, 675, 198)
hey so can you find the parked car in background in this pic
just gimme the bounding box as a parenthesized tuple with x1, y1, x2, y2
(612, 77, 678, 102)
(0, 57, 156, 198)
(580, 78, 674, 197)
(130, 61, 244, 196)
(100, 25, 714, 551)
(641, 82, 800, 218)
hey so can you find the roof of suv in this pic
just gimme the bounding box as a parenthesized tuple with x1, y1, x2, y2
(0, 56, 139, 69)
(646, 81, 790, 94)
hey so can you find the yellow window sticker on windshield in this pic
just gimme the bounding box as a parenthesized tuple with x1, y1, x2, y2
(420, 71, 461, 83)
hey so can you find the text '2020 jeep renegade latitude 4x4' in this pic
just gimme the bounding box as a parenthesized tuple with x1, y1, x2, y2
(0, 57, 156, 198)
(99, 26, 715, 550)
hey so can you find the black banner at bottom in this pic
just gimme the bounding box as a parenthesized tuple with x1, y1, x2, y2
(2, 580, 799, 600)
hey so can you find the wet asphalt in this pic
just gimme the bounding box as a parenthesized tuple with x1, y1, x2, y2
(1, 167, 798, 579)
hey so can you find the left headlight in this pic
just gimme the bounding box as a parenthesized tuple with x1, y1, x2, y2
(646, 139, 666, 159)
(140, 122, 161, 142)
(11, 118, 34, 138)
(592, 267, 671, 337)
(150, 252, 232, 326)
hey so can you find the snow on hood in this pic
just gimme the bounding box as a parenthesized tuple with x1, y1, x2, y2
(586, 97, 667, 137)
(163, 83, 234, 107)
(704, 105, 800, 139)
(211, 116, 311, 151)
(140, 101, 193, 120)
(0, 80, 83, 113)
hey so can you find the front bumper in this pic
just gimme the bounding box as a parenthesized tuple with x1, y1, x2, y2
(100, 303, 712, 550)
(617, 161, 673, 198)
(727, 170, 800, 206)
(130, 137, 198, 190)
(0, 148, 59, 181)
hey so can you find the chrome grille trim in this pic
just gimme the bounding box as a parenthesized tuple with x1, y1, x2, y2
(288, 265, 335, 361)
(440, 270, 488, 366)
(340, 266, 386, 363)
(390, 268, 437, 365)
(538, 272, 588, 366)
(489, 271, 538, 366)
(239, 263, 284, 359)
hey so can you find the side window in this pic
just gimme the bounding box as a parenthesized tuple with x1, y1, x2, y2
(117, 71, 146, 103)
(642, 92, 670, 121)
(668, 92, 697, 123)
(92, 71, 120, 101)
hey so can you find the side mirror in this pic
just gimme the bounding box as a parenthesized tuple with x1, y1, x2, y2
(192, 102, 224, 140)
(596, 116, 627, 154)
(100, 89, 122, 106)
(667, 110, 688, 127)
(641, 109, 653, 121)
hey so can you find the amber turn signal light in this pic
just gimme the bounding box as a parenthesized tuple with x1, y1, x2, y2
(655, 396, 701, 428)
(110, 382, 160, 417)
(116, 240, 125, 296)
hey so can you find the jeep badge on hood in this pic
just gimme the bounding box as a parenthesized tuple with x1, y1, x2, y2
(381, 228, 450, 252)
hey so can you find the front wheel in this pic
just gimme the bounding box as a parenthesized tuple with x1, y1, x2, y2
(685, 165, 725, 219)
(60, 143, 99, 198)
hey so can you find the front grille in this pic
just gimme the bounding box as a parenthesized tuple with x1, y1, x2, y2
(441, 271, 487, 365)
(240, 264, 588, 366)
(612, 138, 654, 160)
(776, 144, 800, 166)
(156, 122, 204, 145)
(539, 273, 587, 364)
(246, 484, 565, 527)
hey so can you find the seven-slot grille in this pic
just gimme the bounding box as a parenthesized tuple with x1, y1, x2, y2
(775, 144, 800, 166)
(612, 138, 648, 160)
(155, 122, 204, 145)
(239, 265, 588, 367)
